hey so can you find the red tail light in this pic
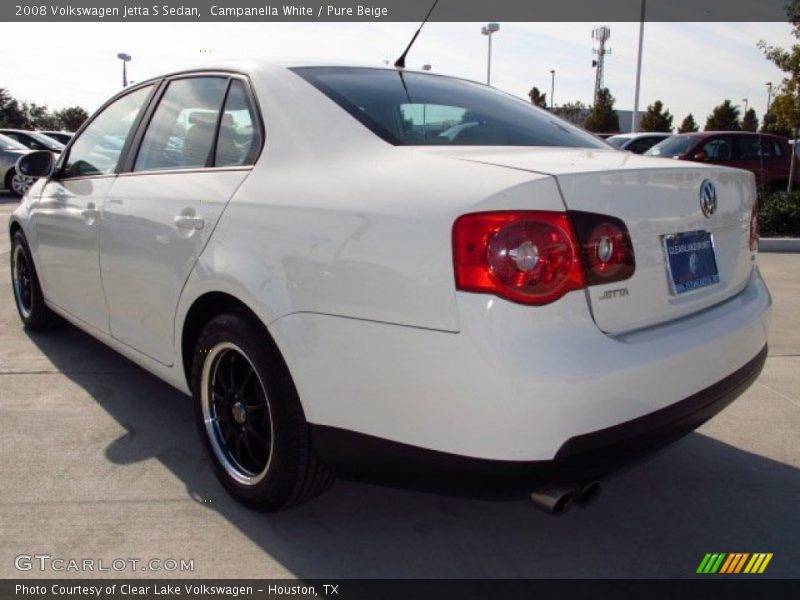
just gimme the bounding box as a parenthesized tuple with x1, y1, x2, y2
(453, 210, 636, 305)
(453, 211, 585, 305)
(568, 211, 636, 286)
(749, 201, 759, 251)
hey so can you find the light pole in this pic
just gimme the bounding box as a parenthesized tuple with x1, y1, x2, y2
(117, 53, 131, 87)
(481, 23, 500, 85)
(766, 82, 773, 114)
(550, 69, 555, 110)
(742, 98, 749, 114)
(632, 0, 646, 132)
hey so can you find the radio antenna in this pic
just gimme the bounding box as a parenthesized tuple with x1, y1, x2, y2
(394, 0, 440, 69)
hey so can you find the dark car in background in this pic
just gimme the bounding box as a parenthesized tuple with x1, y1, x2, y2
(646, 131, 798, 190)
(0, 129, 65, 153)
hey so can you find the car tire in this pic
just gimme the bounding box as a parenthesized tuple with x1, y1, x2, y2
(191, 312, 334, 511)
(10, 231, 59, 331)
(5, 169, 34, 197)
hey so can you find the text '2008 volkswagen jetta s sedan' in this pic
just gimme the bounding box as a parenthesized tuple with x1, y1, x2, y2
(10, 61, 770, 513)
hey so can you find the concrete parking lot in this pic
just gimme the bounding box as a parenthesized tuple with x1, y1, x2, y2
(0, 189, 798, 579)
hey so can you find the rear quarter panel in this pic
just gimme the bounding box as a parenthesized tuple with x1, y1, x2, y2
(176, 63, 567, 335)
(181, 151, 562, 333)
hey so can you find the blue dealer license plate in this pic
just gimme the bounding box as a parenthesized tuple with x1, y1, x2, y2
(663, 231, 720, 294)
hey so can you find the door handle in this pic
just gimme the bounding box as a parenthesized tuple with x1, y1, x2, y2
(173, 214, 205, 231)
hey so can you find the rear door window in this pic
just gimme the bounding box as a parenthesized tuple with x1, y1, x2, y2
(214, 79, 262, 167)
(626, 137, 661, 153)
(134, 77, 228, 172)
(736, 135, 763, 160)
(760, 138, 782, 159)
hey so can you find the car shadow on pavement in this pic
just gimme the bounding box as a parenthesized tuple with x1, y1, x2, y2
(0, 191, 20, 204)
(24, 323, 800, 579)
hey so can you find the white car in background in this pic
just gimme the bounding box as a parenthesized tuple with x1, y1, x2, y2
(605, 132, 672, 154)
(9, 62, 770, 513)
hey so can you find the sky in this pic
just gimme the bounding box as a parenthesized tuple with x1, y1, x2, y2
(2, 21, 798, 130)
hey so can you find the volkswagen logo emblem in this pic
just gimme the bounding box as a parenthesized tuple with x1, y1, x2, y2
(699, 180, 717, 217)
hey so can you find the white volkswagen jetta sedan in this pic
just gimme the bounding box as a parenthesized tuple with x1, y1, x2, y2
(10, 62, 770, 513)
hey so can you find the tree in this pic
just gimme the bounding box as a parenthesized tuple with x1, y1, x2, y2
(584, 88, 620, 133)
(762, 89, 796, 137)
(0, 88, 90, 133)
(528, 86, 547, 108)
(0, 88, 29, 128)
(639, 100, 673, 132)
(25, 102, 61, 130)
(758, 0, 800, 188)
(56, 106, 89, 132)
(678, 113, 699, 133)
(741, 108, 759, 132)
(552, 101, 587, 125)
(705, 100, 741, 131)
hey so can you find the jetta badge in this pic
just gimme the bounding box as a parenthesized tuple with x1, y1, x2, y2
(700, 179, 717, 217)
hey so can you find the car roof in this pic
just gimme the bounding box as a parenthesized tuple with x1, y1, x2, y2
(608, 132, 671, 139)
(128, 58, 486, 90)
(673, 131, 784, 140)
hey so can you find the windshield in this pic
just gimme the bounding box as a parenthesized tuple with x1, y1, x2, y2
(42, 131, 70, 143)
(605, 136, 629, 148)
(645, 135, 695, 157)
(29, 131, 66, 150)
(0, 133, 28, 151)
(292, 67, 606, 148)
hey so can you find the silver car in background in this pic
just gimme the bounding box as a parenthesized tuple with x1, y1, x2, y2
(0, 133, 33, 196)
(0, 129, 65, 154)
(38, 131, 74, 145)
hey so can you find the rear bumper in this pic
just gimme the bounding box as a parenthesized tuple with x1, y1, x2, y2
(271, 267, 771, 462)
(311, 344, 767, 492)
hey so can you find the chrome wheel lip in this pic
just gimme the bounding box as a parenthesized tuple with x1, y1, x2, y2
(11, 244, 33, 319)
(10, 173, 33, 196)
(201, 342, 274, 486)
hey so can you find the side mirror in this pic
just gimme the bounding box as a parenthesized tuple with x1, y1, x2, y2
(692, 151, 709, 161)
(16, 150, 55, 178)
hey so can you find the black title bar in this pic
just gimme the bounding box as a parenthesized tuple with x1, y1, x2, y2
(3, 579, 800, 600)
(2, 0, 795, 22)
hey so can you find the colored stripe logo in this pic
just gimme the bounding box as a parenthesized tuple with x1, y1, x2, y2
(697, 553, 773, 574)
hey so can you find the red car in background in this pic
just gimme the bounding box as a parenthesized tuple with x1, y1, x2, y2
(645, 131, 799, 190)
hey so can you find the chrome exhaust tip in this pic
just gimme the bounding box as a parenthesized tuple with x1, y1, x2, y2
(576, 481, 602, 507)
(529, 486, 575, 515)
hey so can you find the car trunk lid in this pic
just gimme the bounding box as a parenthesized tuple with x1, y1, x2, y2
(421, 147, 757, 334)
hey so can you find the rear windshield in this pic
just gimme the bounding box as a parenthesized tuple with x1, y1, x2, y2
(292, 67, 606, 148)
(645, 136, 695, 157)
(31, 132, 65, 150)
(605, 136, 628, 148)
